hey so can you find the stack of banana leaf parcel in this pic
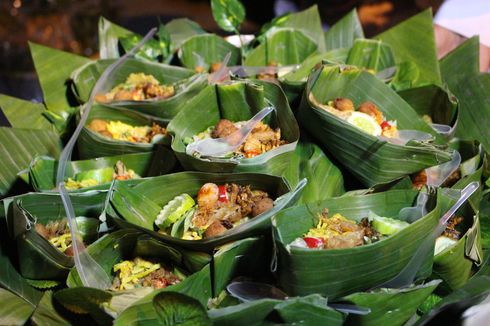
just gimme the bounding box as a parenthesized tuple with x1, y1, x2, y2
(1, 1, 490, 325)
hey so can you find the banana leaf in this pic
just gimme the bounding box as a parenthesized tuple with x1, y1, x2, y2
(0, 127, 62, 197)
(374, 9, 441, 87)
(29, 149, 176, 192)
(433, 157, 483, 291)
(282, 141, 345, 204)
(114, 291, 213, 326)
(397, 84, 458, 130)
(0, 288, 35, 325)
(71, 58, 201, 120)
(245, 29, 318, 66)
(212, 237, 267, 296)
(0, 94, 55, 131)
(77, 104, 171, 159)
(261, 5, 325, 52)
(279, 48, 348, 103)
(416, 274, 490, 325)
(166, 18, 206, 49)
(178, 34, 241, 70)
(480, 191, 490, 249)
(298, 64, 452, 187)
(345, 39, 395, 73)
(324, 9, 364, 50)
(30, 291, 71, 326)
(341, 280, 441, 326)
(4, 191, 106, 279)
(439, 37, 487, 148)
(208, 294, 344, 325)
(98, 17, 173, 63)
(57, 229, 212, 322)
(98, 17, 133, 59)
(272, 189, 441, 298)
(29, 42, 91, 133)
(168, 81, 299, 174)
(106, 171, 296, 252)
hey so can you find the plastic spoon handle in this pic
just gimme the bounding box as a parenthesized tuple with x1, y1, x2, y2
(375, 181, 479, 289)
(426, 151, 461, 188)
(186, 106, 274, 157)
(56, 28, 157, 289)
(208, 52, 231, 84)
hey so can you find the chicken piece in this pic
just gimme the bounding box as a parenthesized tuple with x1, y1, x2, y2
(324, 230, 365, 249)
(195, 66, 206, 73)
(114, 89, 135, 101)
(94, 93, 109, 103)
(252, 197, 273, 217)
(358, 101, 383, 124)
(334, 98, 355, 112)
(35, 224, 49, 239)
(88, 119, 108, 133)
(210, 62, 222, 73)
(212, 119, 238, 138)
(145, 83, 175, 99)
(147, 123, 167, 142)
(243, 137, 262, 157)
(204, 220, 229, 238)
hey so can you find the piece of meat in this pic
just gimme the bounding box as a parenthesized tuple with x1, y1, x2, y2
(114, 90, 134, 101)
(212, 119, 238, 138)
(334, 98, 355, 111)
(35, 224, 49, 239)
(88, 119, 108, 133)
(204, 220, 228, 238)
(358, 101, 383, 124)
(324, 230, 365, 249)
(252, 197, 273, 217)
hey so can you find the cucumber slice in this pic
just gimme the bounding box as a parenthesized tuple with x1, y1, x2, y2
(155, 194, 195, 229)
(369, 211, 409, 235)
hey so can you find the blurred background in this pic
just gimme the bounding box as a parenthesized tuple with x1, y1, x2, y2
(0, 0, 444, 101)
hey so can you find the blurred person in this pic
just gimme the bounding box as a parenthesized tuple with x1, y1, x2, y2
(434, 0, 490, 71)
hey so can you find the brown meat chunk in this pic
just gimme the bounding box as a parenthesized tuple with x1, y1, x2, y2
(334, 98, 354, 111)
(252, 197, 274, 217)
(204, 220, 228, 238)
(212, 119, 238, 138)
(88, 119, 108, 133)
(114, 90, 134, 101)
(358, 101, 383, 124)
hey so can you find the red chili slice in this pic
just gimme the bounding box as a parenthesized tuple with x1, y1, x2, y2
(380, 121, 391, 130)
(218, 185, 228, 202)
(303, 237, 324, 248)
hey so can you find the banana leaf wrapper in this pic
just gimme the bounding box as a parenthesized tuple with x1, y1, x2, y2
(208, 294, 344, 326)
(245, 29, 318, 67)
(77, 104, 171, 159)
(167, 80, 299, 174)
(272, 189, 442, 298)
(4, 191, 106, 280)
(28, 149, 176, 192)
(55, 229, 212, 322)
(71, 58, 202, 120)
(340, 280, 441, 326)
(106, 171, 297, 252)
(178, 33, 241, 70)
(432, 145, 484, 292)
(298, 64, 452, 187)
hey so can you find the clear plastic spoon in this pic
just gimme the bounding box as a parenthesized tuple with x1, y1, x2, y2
(186, 106, 274, 157)
(208, 52, 232, 84)
(431, 123, 453, 137)
(373, 181, 479, 290)
(398, 192, 429, 223)
(226, 281, 371, 315)
(56, 28, 158, 290)
(228, 65, 299, 78)
(425, 150, 461, 188)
